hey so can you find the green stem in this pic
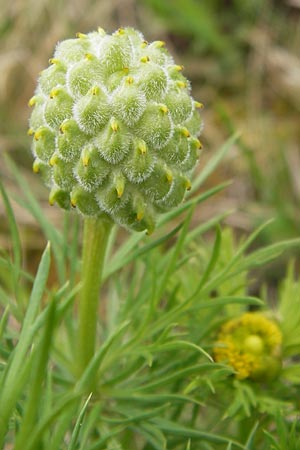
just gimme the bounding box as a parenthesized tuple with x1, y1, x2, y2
(77, 217, 112, 379)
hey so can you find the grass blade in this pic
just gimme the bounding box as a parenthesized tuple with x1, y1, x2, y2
(14, 300, 56, 450)
(0, 242, 51, 446)
(151, 417, 246, 448)
(68, 393, 93, 450)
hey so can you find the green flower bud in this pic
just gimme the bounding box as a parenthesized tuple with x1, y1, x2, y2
(39, 60, 67, 95)
(75, 145, 109, 190)
(214, 313, 283, 381)
(57, 119, 88, 161)
(44, 87, 73, 128)
(29, 27, 203, 233)
(32, 126, 55, 162)
(73, 86, 111, 135)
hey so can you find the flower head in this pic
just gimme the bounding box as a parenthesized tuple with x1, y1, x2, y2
(29, 27, 203, 234)
(214, 313, 282, 381)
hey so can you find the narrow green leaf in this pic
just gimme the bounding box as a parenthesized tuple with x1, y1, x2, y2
(0, 350, 33, 445)
(105, 180, 231, 280)
(197, 225, 222, 290)
(136, 422, 167, 450)
(85, 425, 126, 450)
(158, 180, 231, 226)
(151, 417, 246, 448)
(104, 222, 183, 280)
(156, 205, 195, 300)
(145, 339, 213, 362)
(104, 232, 145, 278)
(14, 301, 56, 450)
(76, 321, 130, 392)
(0, 257, 34, 285)
(244, 421, 259, 449)
(0, 242, 51, 446)
(110, 391, 203, 407)
(20, 242, 51, 334)
(0, 177, 22, 276)
(190, 132, 240, 192)
(103, 403, 170, 425)
(0, 306, 9, 340)
(240, 238, 300, 269)
(68, 393, 93, 450)
(200, 220, 273, 295)
(78, 404, 103, 450)
(48, 402, 79, 450)
(193, 296, 263, 311)
(22, 394, 80, 450)
(263, 430, 280, 449)
(134, 363, 224, 391)
(186, 210, 233, 244)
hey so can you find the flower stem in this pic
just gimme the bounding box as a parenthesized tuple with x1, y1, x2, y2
(77, 216, 112, 379)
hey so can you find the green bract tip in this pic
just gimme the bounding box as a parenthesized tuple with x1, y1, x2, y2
(29, 27, 203, 233)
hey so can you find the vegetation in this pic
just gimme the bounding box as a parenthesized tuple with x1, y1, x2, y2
(0, 1, 300, 449)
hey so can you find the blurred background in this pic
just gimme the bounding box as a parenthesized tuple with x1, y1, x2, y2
(0, 0, 300, 285)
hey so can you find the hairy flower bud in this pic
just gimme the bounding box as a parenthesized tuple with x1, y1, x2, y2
(214, 313, 282, 381)
(29, 27, 203, 233)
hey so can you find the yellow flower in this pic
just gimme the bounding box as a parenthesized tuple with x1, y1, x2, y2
(214, 313, 282, 381)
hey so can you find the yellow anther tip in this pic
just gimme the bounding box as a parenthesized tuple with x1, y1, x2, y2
(49, 58, 59, 65)
(76, 32, 87, 39)
(59, 124, 66, 134)
(195, 101, 204, 109)
(136, 211, 144, 222)
(126, 76, 134, 84)
(28, 97, 36, 107)
(140, 56, 150, 63)
(181, 128, 190, 138)
(34, 131, 41, 141)
(49, 88, 59, 99)
(174, 65, 184, 71)
(117, 28, 125, 35)
(193, 139, 201, 149)
(91, 86, 100, 95)
(177, 81, 187, 89)
(49, 154, 59, 166)
(166, 171, 173, 183)
(32, 161, 40, 173)
(71, 198, 77, 207)
(111, 121, 119, 132)
(27, 128, 34, 136)
(116, 187, 124, 199)
(160, 105, 168, 114)
(185, 179, 192, 191)
(141, 40, 148, 48)
(138, 143, 147, 155)
(155, 40, 165, 48)
(85, 53, 95, 60)
(97, 27, 105, 34)
(82, 156, 90, 167)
